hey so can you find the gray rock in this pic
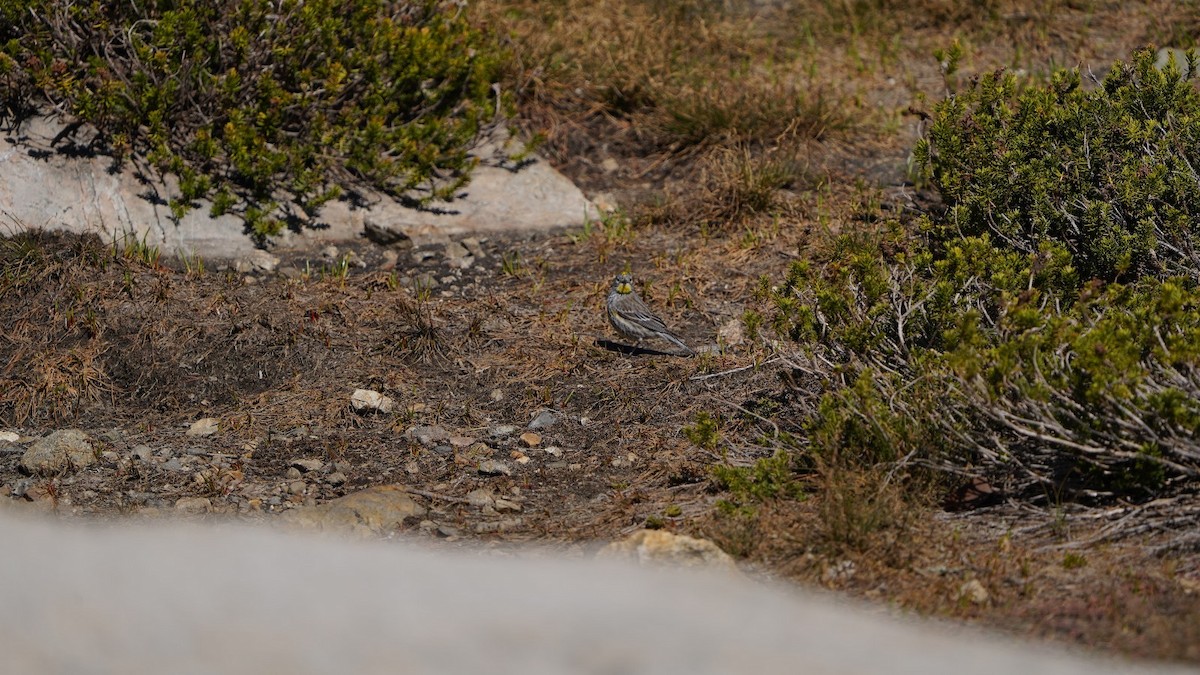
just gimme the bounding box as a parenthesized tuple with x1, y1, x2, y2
(19, 430, 95, 475)
(286, 467, 303, 480)
(96, 429, 125, 444)
(326, 472, 347, 487)
(161, 458, 186, 472)
(528, 411, 558, 431)
(291, 459, 325, 474)
(466, 489, 495, 508)
(477, 460, 513, 477)
(131, 445, 154, 461)
(408, 425, 450, 447)
(444, 240, 473, 269)
(460, 237, 486, 259)
(0, 431, 20, 443)
(489, 425, 517, 438)
(494, 498, 523, 513)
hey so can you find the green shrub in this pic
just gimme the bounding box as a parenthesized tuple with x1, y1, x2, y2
(913, 48, 1200, 283)
(0, 0, 507, 238)
(770, 49, 1200, 502)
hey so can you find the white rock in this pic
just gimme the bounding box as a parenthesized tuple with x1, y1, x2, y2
(0, 431, 20, 443)
(350, 389, 395, 414)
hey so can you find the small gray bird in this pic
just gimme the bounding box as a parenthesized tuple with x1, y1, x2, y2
(606, 273, 694, 356)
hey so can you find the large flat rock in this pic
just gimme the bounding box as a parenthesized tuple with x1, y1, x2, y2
(0, 116, 596, 260)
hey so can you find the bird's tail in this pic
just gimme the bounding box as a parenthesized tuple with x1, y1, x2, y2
(662, 332, 695, 357)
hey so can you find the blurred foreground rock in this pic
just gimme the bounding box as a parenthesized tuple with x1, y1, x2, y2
(0, 509, 1187, 675)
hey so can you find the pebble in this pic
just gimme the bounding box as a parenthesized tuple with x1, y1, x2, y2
(326, 472, 347, 486)
(477, 460, 513, 477)
(489, 425, 517, 438)
(409, 425, 450, 447)
(448, 436, 475, 448)
(288, 481, 307, 495)
(494, 498, 522, 513)
(489, 389, 504, 402)
(161, 458, 186, 472)
(186, 418, 219, 437)
(291, 459, 324, 473)
(519, 432, 541, 448)
(466, 489, 495, 508)
(544, 446, 563, 457)
(0, 431, 19, 443)
(131, 445, 154, 461)
(436, 524, 460, 538)
(286, 467, 302, 480)
(528, 411, 558, 430)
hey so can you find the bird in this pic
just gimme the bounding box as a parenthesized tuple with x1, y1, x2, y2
(605, 273, 694, 356)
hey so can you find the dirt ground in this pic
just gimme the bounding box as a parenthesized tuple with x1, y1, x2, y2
(3, 0, 1200, 667)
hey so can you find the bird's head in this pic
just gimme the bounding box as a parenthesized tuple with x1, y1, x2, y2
(612, 273, 634, 295)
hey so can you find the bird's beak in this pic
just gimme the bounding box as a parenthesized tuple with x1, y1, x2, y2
(617, 282, 632, 294)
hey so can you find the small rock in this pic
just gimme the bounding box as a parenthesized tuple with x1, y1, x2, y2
(0, 431, 20, 443)
(489, 389, 504, 402)
(466, 489, 495, 508)
(291, 459, 324, 473)
(494, 498, 522, 513)
(161, 458, 186, 472)
(528, 411, 558, 431)
(288, 481, 307, 495)
(97, 429, 125, 444)
(477, 459, 513, 477)
(822, 560, 857, 584)
(100, 451, 119, 462)
(444, 240, 474, 269)
(186, 418, 219, 437)
(379, 249, 400, 271)
(351, 389, 395, 414)
(320, 245, 340, 260)
(174, 497, 212, 514)
(19, 429, 96, 475)
(460, 237, 486, 259)
(489, 425, 517, 438)
(474, 518, 524, 534)
(282, 486, 426, 536)
(436, 524, 460, 538)
(544, 446, 564, 457)
(448, 436, 475, 448)
(600, 158, 620, 174)
(598, 530, 739, 573)
(592, 191, 619, 213)
(326, 472, 347, 486)
(519, 432, 541, 448)
(363, 218, 415, 250)
(408, 425, 450, 447)
(959, 579, 990, 605)
(130, 445, 154, 461)
(286, 467, 302, 480)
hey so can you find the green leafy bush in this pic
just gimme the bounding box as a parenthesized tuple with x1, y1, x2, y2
(0, 0, 507, 237)
(772, 49, 1200, 502)
(913, 48, 1200, 283)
